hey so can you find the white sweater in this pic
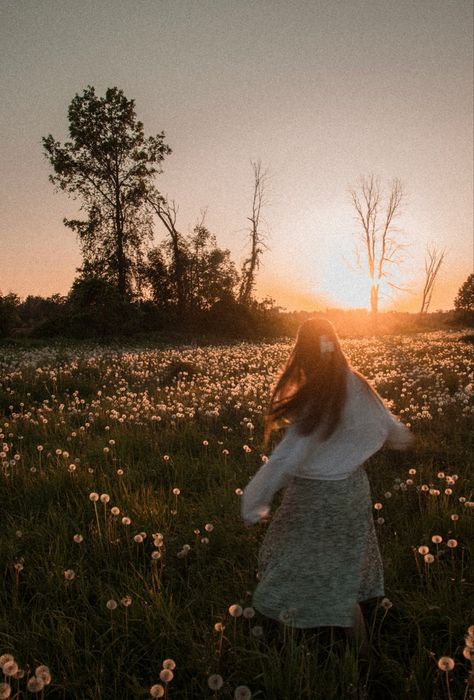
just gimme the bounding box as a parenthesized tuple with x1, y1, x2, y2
(241, 369, 413, 525)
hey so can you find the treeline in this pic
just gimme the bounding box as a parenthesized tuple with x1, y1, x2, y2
(0, 288, 468, 343)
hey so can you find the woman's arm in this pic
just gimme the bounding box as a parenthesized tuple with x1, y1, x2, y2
(241, 426, 312, 525)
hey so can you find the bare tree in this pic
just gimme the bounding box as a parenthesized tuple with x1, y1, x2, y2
(238, 160, 269, 305)
(146, 190, 187, 312)
(350, 174, 406, 316)
(419, 244, 446, 314)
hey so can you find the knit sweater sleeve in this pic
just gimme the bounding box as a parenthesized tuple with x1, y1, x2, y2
(241, 426, 312, 525)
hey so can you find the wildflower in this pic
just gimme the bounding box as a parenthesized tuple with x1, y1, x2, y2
(243, 607, 255, 619)
(234, 686, 252, 700)
(150, 685, 165, 698)
(151, 551, 161, 560)
(64, 569, 76, 581)
(214, 622, 225, 632)
(424, 553, 435, 564)
(408, 468, 417, 475)
(463, 647, 474, 660)
(208, 674, 224, 690)
(100, 493, 110, 503)
(73, 534, 83, 543)
(117, 469, 124, 476)
(106, 599, 118, 610)
(110, 507, 120, 516)
(162, 659, 176, 670)
(437, 656, 455, 671)
(418, 546, 430, 555)
(205, 523, 214, 532)
(121, 517, 131, 525)
(89, 492, 99, 502)
(121, 596, 132, 607)
(447, 539, 458, 548)
(228, 604, 243, 617)
(159, 669, 173, 683)
(172, 488, 180, 496)
(373, 503, 383, 511)
(431, 535, 443, 544)
(235, 488, 243, 496)
(133, 534, 144, 544)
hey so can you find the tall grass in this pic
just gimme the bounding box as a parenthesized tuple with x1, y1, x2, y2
(0, 331, 473, 698)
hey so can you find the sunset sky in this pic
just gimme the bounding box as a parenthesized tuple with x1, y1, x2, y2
(1, 0, 472, 312)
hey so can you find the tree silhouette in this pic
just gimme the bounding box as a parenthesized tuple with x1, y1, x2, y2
(350, 174, 406, 317)
(238, 160, 269, 305)
(419, 244, 446, 313)
(43, 86, 171, 300)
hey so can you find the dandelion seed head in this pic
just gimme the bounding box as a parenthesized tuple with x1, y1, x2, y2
(208, 674, 224, 690)
(172, 488, 180, 496)
(63, 569, 76, 581)
(234, 686, 252, 700)
(243, 607, 255, 619)
(0, 655, 14, 669)
(162, 659, 176, 670)
(106, 599, 118, 610)
(380, 598, 393, 610)
(228, 604, 243, 617)
(251, 625, 263, 637)
(204, 523, 214, 532)
(149, 684, 165, 698)
(27, 676, 44, 692)
(0, 682, 11, 699)
(431, 535, 443, 544)
(100, 493, 110, 503)
(447, 539, 458, 548)
(437, 656, 455, 671)
(1, 661, 18, 677)
(418, 546, 430, 555)
(159, 669, 173, 683)
(110, 507, 120, 516)
(424, 553, 435, 564)
(73, 534, 83, 543)
(89, 492, 99, 502)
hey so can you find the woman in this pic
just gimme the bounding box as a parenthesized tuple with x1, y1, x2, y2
(241, 318, 413, 654)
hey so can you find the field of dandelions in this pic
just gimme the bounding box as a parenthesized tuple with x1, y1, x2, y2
(0, 330, 473, 700)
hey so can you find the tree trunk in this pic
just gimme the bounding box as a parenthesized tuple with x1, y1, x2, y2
(370, 283, 379, 317)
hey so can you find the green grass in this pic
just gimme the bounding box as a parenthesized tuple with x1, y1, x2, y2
(0, 331, 473, 699)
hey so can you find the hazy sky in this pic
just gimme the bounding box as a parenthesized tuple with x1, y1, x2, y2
(1, 0, 472, 311)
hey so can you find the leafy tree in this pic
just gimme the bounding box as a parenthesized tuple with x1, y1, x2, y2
(143, 223, 238, 313)
(454, 273, 474, 321)
(0, 293, 21, 338)
(42, 86, 171, 299)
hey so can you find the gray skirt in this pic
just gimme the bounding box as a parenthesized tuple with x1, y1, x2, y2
(253, 466, 384, 628)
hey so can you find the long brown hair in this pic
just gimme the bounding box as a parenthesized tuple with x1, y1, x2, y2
(264, 318, 349, 444)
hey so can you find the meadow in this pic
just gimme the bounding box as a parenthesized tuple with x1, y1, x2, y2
(0, 330, 473, 700)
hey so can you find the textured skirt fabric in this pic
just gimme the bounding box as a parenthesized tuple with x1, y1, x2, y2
(253, 466, 384, 628)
